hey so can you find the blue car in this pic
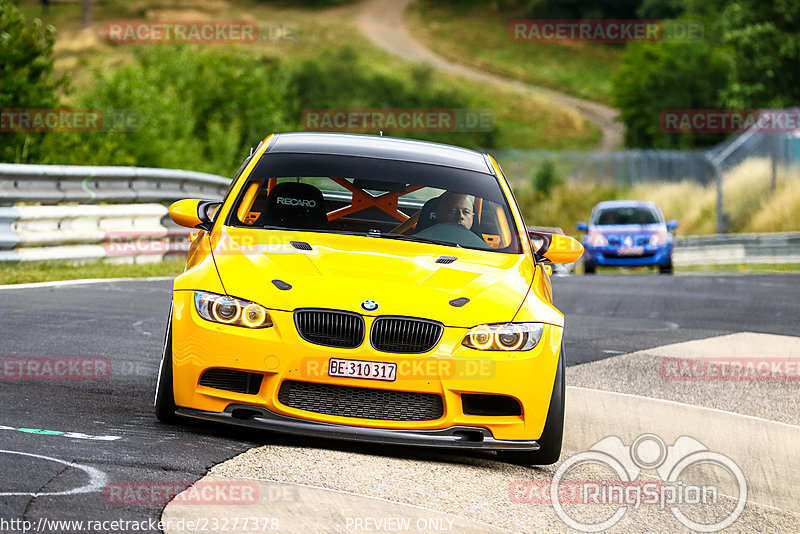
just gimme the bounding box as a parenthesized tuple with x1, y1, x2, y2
(577, 201, 678, 274)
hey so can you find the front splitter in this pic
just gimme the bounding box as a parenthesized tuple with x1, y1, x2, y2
(176, 405, 539, 451)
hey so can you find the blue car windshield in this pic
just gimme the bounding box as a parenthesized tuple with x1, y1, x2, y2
(594, 207, 660, 225)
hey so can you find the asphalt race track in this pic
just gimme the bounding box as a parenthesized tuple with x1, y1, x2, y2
(1, 274, 798, 533)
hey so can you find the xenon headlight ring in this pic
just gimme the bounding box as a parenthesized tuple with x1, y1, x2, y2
(462, 323, 544, 351)
(194, 291, 272, 329)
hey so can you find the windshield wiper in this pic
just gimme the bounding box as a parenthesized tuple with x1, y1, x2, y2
(371, 232, 461, 248)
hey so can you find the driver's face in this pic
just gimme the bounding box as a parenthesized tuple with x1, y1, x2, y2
(437, 195, 474, 229)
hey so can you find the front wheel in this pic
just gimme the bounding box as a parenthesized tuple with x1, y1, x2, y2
(154, 306, 177, 423)
(498, 343, 565, 466)
(659, 260, 673, 274)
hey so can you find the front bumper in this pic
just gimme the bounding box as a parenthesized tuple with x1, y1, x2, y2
(177, 405, 540, 450)
(169, 290, 563, 444)
(585, 244, 672, 267)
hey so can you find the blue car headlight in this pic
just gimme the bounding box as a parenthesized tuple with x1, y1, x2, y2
(194, 291, 272, 328)
(462, 323, 544, 351)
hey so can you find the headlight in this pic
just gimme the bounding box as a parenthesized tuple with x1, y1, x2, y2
(194, 291, 272, 328)
(588, 231, 608, 247)
(649, 231, 667, 247)
(462, 323, 544, 351)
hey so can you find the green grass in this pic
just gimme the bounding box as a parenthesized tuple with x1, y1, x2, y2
(406, 2, 623, 104)
(0, 259, 186, 285)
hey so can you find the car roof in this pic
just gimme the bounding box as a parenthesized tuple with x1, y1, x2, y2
(266, 132, 492, 174)
(593, 200, 660, 211)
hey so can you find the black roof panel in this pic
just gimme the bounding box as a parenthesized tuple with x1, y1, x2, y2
(266, 132, 491, 174)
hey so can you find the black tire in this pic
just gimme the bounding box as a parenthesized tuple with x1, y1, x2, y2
(154, 306, 177, 423)
(583, 261, 596, 275)
(499, 344, 565, 466)
(659, 261, 673, 274)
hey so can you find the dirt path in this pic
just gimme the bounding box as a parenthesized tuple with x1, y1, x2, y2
(356, 0, 624, 150)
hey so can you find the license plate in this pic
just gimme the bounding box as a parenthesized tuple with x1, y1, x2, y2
(328, 358, 397, 382)
(617, 246, 644, 256)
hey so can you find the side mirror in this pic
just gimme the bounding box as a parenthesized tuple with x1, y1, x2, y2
(667, 220, 679, 230)
(169, 199, 220, 231)
(529, 231, 584, 264)
(577, 222, 588, 232)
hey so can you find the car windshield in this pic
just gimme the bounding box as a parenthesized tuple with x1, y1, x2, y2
(593, 207, 660, 225)
(226, 153, 522, 253)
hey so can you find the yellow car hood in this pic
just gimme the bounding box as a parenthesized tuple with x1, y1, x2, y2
(211, 228, 549, 327)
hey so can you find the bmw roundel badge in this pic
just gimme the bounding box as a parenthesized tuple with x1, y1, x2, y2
(361, 300, 379, 312)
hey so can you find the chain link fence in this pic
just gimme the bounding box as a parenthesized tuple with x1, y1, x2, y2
(494, 109, 800, 233)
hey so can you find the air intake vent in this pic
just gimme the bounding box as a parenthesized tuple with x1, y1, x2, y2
(370, 316, 443, 354)
(278, 380, 444, 421)
(435, 256, 458, 264)
(294, 309, 365, 348)
(199, 369, 263, 395)
(290, 241, 312, 251)
(462, 394, 522, 416)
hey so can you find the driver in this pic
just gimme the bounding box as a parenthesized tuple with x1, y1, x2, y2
(434, 192, 474, 229)
(414, 192, 489, 249)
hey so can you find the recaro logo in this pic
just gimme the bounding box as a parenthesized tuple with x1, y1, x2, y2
(276, 197, 316, 207)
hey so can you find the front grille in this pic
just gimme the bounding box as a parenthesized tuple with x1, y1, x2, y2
(295, 309, 365, 348)
(371, 316, 443, 354)
(278, 380, 444, 421)
(199, 369, 263, 395)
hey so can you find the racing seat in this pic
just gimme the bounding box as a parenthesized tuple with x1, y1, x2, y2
(255, 182, 328, 230)
(412, 196, 441, 234)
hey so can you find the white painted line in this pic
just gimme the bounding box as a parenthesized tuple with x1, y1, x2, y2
(0, 276, 172, 291)
(0, 450, 108, 497)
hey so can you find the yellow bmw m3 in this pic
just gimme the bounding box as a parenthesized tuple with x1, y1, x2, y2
(155, 132, 583, 465)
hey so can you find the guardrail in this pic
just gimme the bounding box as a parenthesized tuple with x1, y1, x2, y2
(0, 163, 229, 205)
(0, 164, 798, 266)
(0, 204, 192, 262)
(674, 232, 800, 266)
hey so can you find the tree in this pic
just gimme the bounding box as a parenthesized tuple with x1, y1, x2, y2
(612, 40, 731, 149)
(0, 0, 62, 162)
(719, 0, 800, 108)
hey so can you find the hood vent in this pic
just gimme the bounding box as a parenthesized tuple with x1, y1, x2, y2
(272, 279, 292, 290)
(290, 241, 312, 251)
(449, 297, 470, 307)
(435, 256, 457, 264)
